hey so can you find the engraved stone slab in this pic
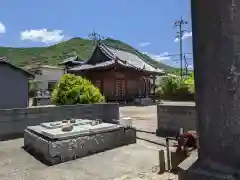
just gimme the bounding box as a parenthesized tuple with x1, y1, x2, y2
(40, 119, 92, 129)
(27, 122, 120, 140)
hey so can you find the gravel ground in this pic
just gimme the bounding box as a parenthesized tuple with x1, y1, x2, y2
(13, 104, 178, 180)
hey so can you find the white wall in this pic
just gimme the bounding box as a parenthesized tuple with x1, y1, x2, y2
(33, 66, 64, 90)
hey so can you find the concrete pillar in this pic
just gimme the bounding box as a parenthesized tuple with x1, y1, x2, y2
(158, 150, 166, 174)
(179, 1, 240, 179)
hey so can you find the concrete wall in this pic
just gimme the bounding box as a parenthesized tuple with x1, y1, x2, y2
(0, 103, 119, 141)
(0, 64, 29, 109)
(156, 102, 196, 137)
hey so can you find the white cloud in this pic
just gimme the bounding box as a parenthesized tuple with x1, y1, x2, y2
(143, 51, 194, 69)
(188, 64, 194, 70)
(0, 22, 6, 34)
(138, 42, 150, 47)
(20, 29, 65, 44)
(143, 52, 171, 62)
(174, 31, 192, 42)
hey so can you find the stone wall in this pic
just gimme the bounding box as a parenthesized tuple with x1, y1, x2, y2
(156, 102, 196, 137)
(0, 103, 119, 141)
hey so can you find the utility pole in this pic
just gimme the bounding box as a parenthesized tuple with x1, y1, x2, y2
(174, 16, 188, 77)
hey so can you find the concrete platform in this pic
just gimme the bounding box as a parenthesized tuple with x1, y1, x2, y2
(24, 125, 136, 165)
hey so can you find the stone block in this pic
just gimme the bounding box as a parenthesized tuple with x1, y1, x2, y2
(24, 121, 136, 165)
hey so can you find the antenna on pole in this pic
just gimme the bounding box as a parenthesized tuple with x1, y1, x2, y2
(88, 29, 104, 45)
(174, 16, 188, 77)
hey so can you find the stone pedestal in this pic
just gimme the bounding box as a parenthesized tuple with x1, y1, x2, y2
(179, 1, 240, 179)
(134, 98, 153, 106)
(32, 96, 51, 106)
(24, 120, 136, 165)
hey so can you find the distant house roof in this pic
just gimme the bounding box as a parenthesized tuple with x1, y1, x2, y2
(59, 56, 84, 66)
(0, 57, 34, 78)
(69, 43, 165, 75)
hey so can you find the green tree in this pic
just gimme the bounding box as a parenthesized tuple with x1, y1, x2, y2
(51, 74, 105, 105)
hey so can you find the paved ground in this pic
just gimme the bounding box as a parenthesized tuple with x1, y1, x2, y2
(6, 104, 178, 179)
(0, 138, 177, 180)
(119, 105, 157, 132)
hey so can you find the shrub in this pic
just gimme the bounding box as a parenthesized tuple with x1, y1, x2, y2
(184, 72, 195, 94)
(51, 74, 105, 105)
(159, 74, 195, 101)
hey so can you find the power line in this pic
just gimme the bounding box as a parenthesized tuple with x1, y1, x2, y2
(170, 55, 193, 75)
(158, 53, 192, 57)
(171, 58, 192, 62)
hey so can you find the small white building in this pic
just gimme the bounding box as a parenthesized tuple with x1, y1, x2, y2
(31, 65, 65, 91)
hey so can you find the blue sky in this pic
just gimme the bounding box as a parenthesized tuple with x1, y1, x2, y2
(0, 0, 193, 68)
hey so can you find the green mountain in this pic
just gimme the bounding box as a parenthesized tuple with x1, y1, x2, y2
(0, 37, 178, 72)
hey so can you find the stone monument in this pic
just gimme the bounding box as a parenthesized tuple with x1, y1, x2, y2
(24, 118, 136, 165)
(179, 1, 240, 179)
(32, 90, 51, 106)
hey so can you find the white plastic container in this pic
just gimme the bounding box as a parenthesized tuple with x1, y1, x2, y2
(119, 117, 132, 127)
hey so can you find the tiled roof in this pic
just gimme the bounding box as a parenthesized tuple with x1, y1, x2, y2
(69, 43, 165, 74)
(98, 44, 116, 60)
(70, 60, 115, 71)
(59, 56, 84, 65)
(102, 45, 165, 74)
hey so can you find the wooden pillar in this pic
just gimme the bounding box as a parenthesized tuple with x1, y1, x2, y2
(147, 77, 150, 98)
(143, 77, 147, 98)
(137, 78, 141, 98)
(100, 78, 104, 95)
(153, 75, 156, 96)
(145, 77, 149, 98)
(123, 78, 127, 102)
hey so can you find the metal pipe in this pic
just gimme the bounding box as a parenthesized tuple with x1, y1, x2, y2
(136, 137, 166, 147)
